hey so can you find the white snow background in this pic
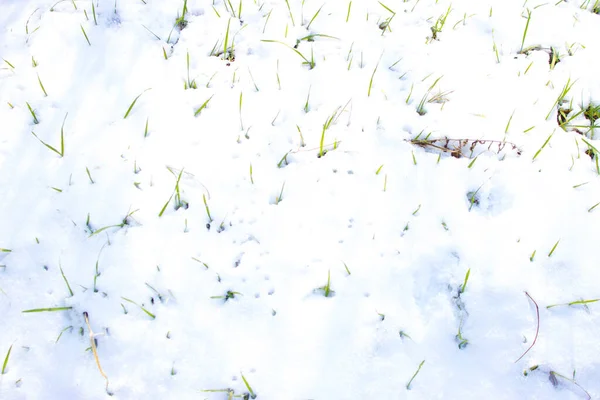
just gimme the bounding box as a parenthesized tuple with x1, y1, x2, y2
(1, 0, 600, 398)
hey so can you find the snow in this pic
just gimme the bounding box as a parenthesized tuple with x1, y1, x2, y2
(1, 0, 600, 398)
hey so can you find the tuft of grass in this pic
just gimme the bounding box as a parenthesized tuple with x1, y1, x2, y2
(416, 75, 443, 115)
(159, 168, 187, 217)
(121, 297, 155, 319)
(124, 88, 151, 119)
(175, 0, 189, 30)
(318, 107, 342, 157)
(546, 78, 576, 120)
(406, 360, 425, 390)
(222, 18, 233, 61)
(315, 270, 335, 297)
(428, 5, 452, 42)
(2, 345, 12, 375)
(184, 50, 197, 89)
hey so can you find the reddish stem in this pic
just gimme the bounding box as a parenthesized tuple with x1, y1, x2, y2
(515, 291, 540, 363)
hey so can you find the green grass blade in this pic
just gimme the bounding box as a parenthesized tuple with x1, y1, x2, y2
(59, 262, 74, 297)
(124, 88, 151, 119)
(2, 345, 12, 374)
(80, 24, 91, 46)
(22, 307, 73, 313)
(31, 131, 62, 157)
(121, 297, 155, 319)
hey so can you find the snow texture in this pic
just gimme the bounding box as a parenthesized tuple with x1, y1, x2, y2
(1, 0, 600, 399)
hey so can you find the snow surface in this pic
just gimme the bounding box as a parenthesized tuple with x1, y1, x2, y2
(1, 0, 600, 398)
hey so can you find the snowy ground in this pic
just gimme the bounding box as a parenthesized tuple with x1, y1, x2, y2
(1, 0, 600, 398)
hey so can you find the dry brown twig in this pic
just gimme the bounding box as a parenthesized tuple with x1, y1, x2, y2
(409, 137, 522, 159)
(83, 312, 111, 395)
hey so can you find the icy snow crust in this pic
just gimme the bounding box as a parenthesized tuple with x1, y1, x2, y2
(1, 0, 600, 398)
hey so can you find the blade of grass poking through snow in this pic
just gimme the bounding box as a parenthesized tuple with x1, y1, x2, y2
(505, 110, 515, 133)
(532, 131, 554, 161)
(319, 107, 340, 157)
(121, 297, 155, 319)
(261, 40, 315, 69)
(158, 169, 184, 217)
(519, 9, 532, 53)
(84, 312, 110, 394)
(241, 373, 257, 399)
(368, 53, 382, 97)
(142, 24, 161, 40)
(460, 268, 471, 294)
(124, 88, 151, 119)
(284, 0, 295, 26)
(31, 131, 63, 157)
(92, 2, 97, 25)
(223, 18, 231, 61)
(406, 360, 425, 390)
(194, 95, 214, 116)
(546, 78, 575, 120)
(144, 117, 149, 137)
(59, 262, 74, 297)
(548, 239, 560, 257)
(239, 91, 244, 130)
(86, 167, 94, 184)
(342, 261, 351, 275)
(37, 73, 48, 96)
(3, 58, 15, 69)
(26, 102, 39, 124)
(547, 298, 600, 309)
(80, 24, 91, 45)
(203, 194, 213, 222)
(306, 4, 324, 30)
(275, 182, 285, 204)
(514, 291, 539, 363)
(32, 113, 66, 156)
(346, 1, 352, 22)
(22, 307, 73, 313)
(2, 345, 12, 374)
